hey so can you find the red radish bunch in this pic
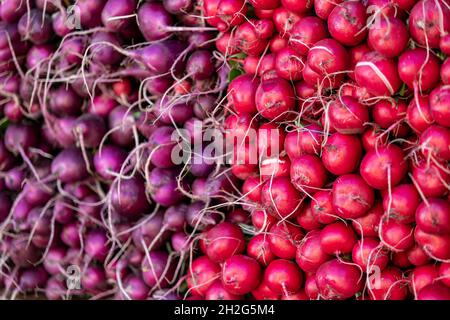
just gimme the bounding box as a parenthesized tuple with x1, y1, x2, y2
(198, 0, 450, 300)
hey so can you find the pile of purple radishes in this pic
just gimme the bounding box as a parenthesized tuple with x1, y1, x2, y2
(0, 0, 449, 300)
(0, 0, 238, 300)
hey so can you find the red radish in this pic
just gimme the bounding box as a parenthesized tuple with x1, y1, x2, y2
(296, 204, 322, 231)
(332, 174, 375, 219)
(311, 190, 337, 225)
(261, 177, 303, 219)
(352, 237, 389, 271)
(408, 0, 450, 49)
(304, 275, 319, 299)
(415, 199, 450, 235)
(372, 100, 407, 129)
(327, 1, 368, 46)
(228, 74, 259, 114)
(307, 38, 349, 80)
(290, 154, 328, 193)
(264, 259, 303, 295)
(361, 126, 388, 151)
(412, 160, 449, 198)
(216, 0, 247, 30)
(406, 245, 431, 266)
(235, 21, 269, 56)
(417, 283, 450, 300)
(415, 227, 450, 260)
(411, 264, 439, 294)
(282, 291, 308, 300)
(221, 255, 262, 295)
(355, 51, 401, 96)
(320, 221, 357, 255)
(216, 32, 238, 55)
(290, 17, 328, 55)
(368, 16, 409, 58)
(441, 34, 450, 55)
(368, 267, 408, 300)
(284, 124, 324, 159)
(272, 7, 302, 35)
(383, 184, 420, 224)
(419, 125, 450, 161)
(429, 85, 450, 128)
(204, 222, 245, 263)
(315, 259, 362, 300)
(248, 0, 280, 10)
(328, 96, 369, 134)
(360, 145, 408, 190)
(441, 59, 450, 84)
(255, 77, 296, 121)
(314, 0, 343, 20)
(268, 222, 304, 259)
(258, 54, 277, 80)
(251, 282, 279, 300)
(260, 155, 291, 181)
(380, 218, 414, 251)
(252, 209, 276, 232)
(275, 47, 304, 81)
(296, 230, 331, 273)
(406, 96, 434, 133)
(257, 122, 286, 158)
(242, 176, 262, 203)
(187, 256, 221, 296)
(439, 263, 450, 287)
(247, 234, 276, 266)
(270, 34, 288, 52)
(205, 280, 243, 300)
(141, 251, 174, 288)
(349, 44, 371, 80)
(280, 0, 312, 14)
(398, 48, 441, 92)
(322, 133, 363, 175)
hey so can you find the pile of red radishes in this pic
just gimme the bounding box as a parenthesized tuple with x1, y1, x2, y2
(180, 0, 450, 300)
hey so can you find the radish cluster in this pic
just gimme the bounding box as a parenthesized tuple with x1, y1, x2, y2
(0, 0, 237, 300)
(198, 0, 450, 300)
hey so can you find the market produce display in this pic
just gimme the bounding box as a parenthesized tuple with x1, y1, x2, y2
(0, 0, 449, 300)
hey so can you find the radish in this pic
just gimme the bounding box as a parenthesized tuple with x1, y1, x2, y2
(290, 17, 328, 55)
(261, 176, 303, 219)
(275, 47, 305, 81)
(296, 230, 331, 273)
(296, 204, 322, 231)
(314, 0, 343, 20)
(315, 259, 362, 300)
(290, 154, 328, 193)
(408, 0, 450, 49)
(352, 238, 389, 271)
(328, 96, 369, 134)
(255, 77, 296, 121)
(419, 125, 450, 161)
(284, 124, 324, 159)
(187, 256, 221, 296)
(205, 280, 243, 300)
(247, 234, 276, 266)
(380, 218, 414, 251)
(320, 221, 357, 255)
(360, 145, 408, 190)
(204, 222, 245, 263)
(327, 1, 368, 46)
(368, 16, 409, 58)
(221, 255, 262, 295)
(398, 48, 441, 92)
(264, 259, 303, 295)
(332, 174, 375, 219)
(355, 51, 402, 96)
(228, 74, 259, 114)
(383, 184, 420, 224)
(268, 222, 304, 259)
(439, 263, 450, 287)
(310, 190, 337, 225)
(322, 133, 362, 175)
(406, 96, 434, 133)
(415, 199, 450, 235)
(429, 85, 450, 128)
(368, 267, 408, 300)
(417, 283, 450, 300)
